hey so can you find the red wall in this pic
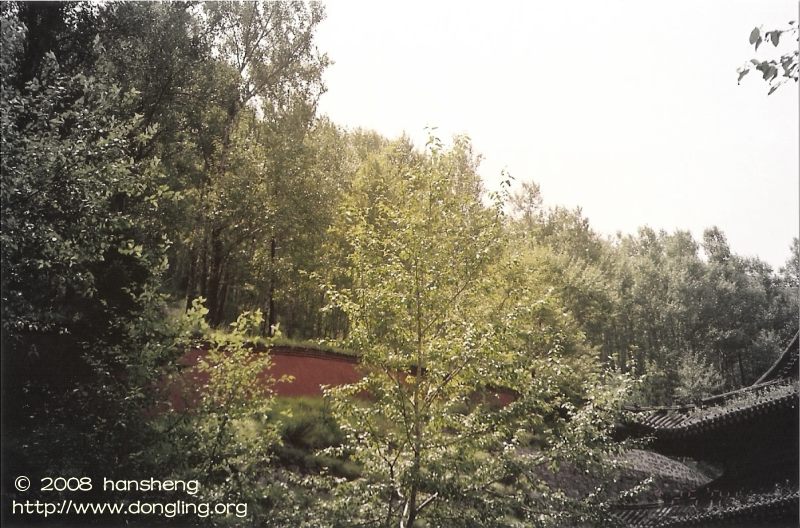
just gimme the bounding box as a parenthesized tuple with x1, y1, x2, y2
(167, 346, 363, 411)
(268, 348, 363, 397)
(166, 345, 514, 410)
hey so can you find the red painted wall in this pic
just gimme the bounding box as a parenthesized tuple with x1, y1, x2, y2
(166, 346, 363, 411)
(166, 345, 514, 411)
(268, 348, 363, 397)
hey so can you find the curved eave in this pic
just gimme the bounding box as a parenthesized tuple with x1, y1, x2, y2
(753, 331, 799, 385)
(641, 384, 798, 439)
(613, 489, 800, 527)
(619, 332, 800, 441)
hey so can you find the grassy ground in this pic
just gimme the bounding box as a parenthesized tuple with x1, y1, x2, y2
(269, 396, 359, 479)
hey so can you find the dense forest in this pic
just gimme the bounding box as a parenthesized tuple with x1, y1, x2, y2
(1, 2, 797, 527)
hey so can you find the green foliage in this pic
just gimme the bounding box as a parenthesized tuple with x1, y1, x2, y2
(1, 31, 163, 341)
(674, 351, 724, 402)
(171, 1, 329, 327)
(738, 22, 799, 94)
(304, 137, 634, 527)
(1, 3, 332, 523)
(269, 397, 358, 481)
(508, 188, 797, 405)
(272, 397, 344, 453)
(2, 2, 797, 526)
(780, 237, 800, 288)
(1, 3, 173, 485)
(152, 301, 283, 520)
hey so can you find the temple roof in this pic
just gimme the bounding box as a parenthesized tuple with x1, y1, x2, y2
(618, 449, 712, 489)
(621, 331, 799, 439)
(626, 379, 798, 440)
(612, 332, 800, 527)
(614, 487, 799, 527)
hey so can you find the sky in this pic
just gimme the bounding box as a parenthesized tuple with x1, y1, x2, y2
(314, 0, 798, 270)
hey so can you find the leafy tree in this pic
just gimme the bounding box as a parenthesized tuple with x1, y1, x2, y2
(1, 3, 172, 484)
(674, 351, 724, 402)
(152, 302, 286, 520)
(700, 228, 793, 387)
(259, 118, 361, 339)
(308, 137, 632, 527)
(508, 186, 622, 366)
(93, 1, 331, 330)
(179, 1, 328, 327)
(780, 237, 799, 288)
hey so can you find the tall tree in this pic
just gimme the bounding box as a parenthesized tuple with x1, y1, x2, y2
(181, 1, 328, 327)
(1, 2, 172, 482)
(311, 137, 630, 527)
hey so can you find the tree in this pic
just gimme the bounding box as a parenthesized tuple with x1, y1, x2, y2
(507, 193, 619, 362)
(674, 351, 723, 402)
(152, 302, 285, 519)
(96, 1, 330, 329)
(308, 137, 632, 527)
(1, 3, 172, 483)
(780, 238, 800, 288)
(180, 1, 328, 327)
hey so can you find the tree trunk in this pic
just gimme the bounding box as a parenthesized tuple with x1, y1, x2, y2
(266, 236, 277, 336)
(206, 228, 225, 326)
(737, 349, 747, 386)
(184, 247, 198, 311)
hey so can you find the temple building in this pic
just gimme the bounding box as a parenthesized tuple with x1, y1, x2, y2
(614, 332, 799, 527)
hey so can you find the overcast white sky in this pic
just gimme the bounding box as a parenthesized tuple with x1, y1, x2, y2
(315, 0, 798, 269)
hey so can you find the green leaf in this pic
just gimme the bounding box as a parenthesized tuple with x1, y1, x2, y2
(770, 31, 780, 47)
(749, 27, 760, 44)
(737, 68, 749, 83)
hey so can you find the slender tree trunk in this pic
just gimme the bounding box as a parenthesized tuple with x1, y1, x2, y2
(206, 228, 225, 326)
(316, 291, 324, 337)
(217, 279, 229, 324)
(266, 236, 277, 336)
(185, 248, 198, 311)
(737, 349, 746, 386)
(188, 157, 211, 311)
(199, 239, 209, 304)
(405, 257, 423, 528)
